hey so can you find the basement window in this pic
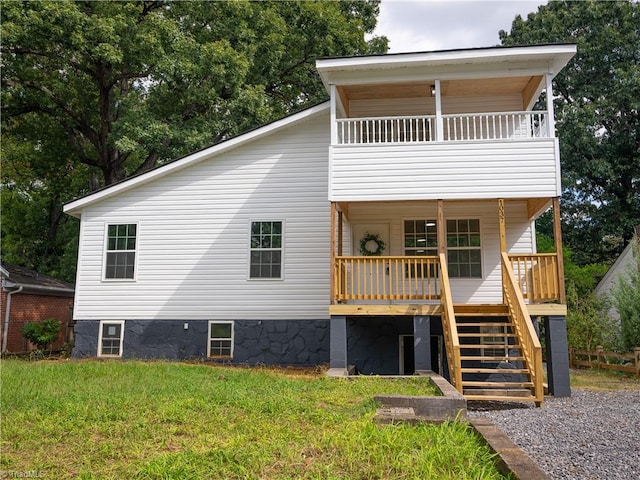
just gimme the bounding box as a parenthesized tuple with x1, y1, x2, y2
(98, 321, 125, 357)
(208, 321, 234, 358)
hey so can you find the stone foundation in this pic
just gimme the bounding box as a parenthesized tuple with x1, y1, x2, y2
(72, 319, 329, 365)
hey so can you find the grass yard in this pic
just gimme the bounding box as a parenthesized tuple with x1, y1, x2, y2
(0, 360, 507, 479)
(570, 367, 640, 391)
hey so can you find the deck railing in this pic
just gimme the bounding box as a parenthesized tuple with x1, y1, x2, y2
(337, 115, 435, 144)
(508, 253, 560, 303)
(439, 253, 462, 392)
(502, 252, 544, 405)
(333, 256, 440, 302)
(336, 111, 549, 145)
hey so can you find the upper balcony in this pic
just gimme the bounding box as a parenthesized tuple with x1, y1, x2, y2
(317, 45, 576, 203)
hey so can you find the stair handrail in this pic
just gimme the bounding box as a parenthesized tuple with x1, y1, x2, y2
(439, 253, 462, 392)
(501, 252, 544, 404)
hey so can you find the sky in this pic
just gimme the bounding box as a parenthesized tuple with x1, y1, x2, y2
(371, 0, 548, 53)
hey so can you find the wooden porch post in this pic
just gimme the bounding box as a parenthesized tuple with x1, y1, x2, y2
(330, 202, 337, 304)
(498, 198, 507, 253)
(498, 198, 507, 304)
(437, 200, 446, 256)
(337, 210, 343, 256)
(552, 197, 566, 304)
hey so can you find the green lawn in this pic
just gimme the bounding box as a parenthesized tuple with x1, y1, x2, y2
(1, 360, 506, 479)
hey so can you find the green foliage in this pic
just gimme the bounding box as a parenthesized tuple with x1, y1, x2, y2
(502, 1, 640, 265)
(20, 319, 61, 351)
(0, 361, 503, 479)
(537, 233, 615, 349)
(1, 0, 387, 281)
(565, 284, 618, 351)
(611, 237, 640, 350)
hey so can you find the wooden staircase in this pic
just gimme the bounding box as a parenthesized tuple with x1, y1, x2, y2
(454, 305, 540, 404)
(439, 252, 544, 406)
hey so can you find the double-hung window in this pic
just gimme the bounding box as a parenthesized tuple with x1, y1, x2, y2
(98, 320, 125, 357)
(249, 221, 282, 279)
(446, 219, 482, 278)
(105, 224, 137, 280)
(403, 219, 482, 278)
(208, 321, 233, 358)
(404, 220, 438, 277)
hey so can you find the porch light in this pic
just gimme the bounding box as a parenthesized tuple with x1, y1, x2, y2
(430, 84, 436, 96)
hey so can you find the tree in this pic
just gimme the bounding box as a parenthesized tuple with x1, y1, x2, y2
(1, 0, 387, 280)
(500, 0, 640, 265)
(611, 236, 640, 350)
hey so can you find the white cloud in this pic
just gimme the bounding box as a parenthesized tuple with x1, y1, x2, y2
(371, 0, 547, 53)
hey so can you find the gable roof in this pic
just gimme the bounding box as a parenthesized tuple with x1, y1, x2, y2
(64, 102, 330, 217)
(1, 262, 75, 296)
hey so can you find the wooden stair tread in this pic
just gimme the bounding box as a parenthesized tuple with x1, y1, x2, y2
(460, 356, 525, 361)
(462, 381, 534, 388)
(456, 322, 512, 327)
(458, 333, 518, 337)
(459, 344, 522, 349)
(460, 368, 529, 374)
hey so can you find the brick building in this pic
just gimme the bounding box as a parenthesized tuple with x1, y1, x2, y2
(1, 262, 74, 354)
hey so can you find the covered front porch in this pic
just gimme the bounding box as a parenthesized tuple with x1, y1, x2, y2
(327, 198, 570, 404)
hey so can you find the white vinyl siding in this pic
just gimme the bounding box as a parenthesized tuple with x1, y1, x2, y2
(73, 113, 331, 321)
(329, 139, 560, 202)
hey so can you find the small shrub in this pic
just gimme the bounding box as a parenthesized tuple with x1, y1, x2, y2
(566, 284, 618, 351)
(21, 318, 61, 351)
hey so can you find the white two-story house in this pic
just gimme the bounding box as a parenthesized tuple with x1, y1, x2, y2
(65, 44, 576, 404)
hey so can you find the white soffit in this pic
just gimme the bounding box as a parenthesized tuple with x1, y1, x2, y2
(316, 44, 577, 90)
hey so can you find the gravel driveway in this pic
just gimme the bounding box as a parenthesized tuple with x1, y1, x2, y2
(468, 389, 640, 480)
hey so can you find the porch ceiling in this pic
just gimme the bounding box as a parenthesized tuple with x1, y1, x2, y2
(337, 75, 543, 110)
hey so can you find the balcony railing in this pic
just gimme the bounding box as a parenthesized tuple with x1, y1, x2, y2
(508, 253, 561, 303)
(335, 111, 549, 145)
(333, 256, 441, 302)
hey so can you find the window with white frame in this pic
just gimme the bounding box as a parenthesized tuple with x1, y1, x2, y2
(249, 221, 282, 279)
(403, 219, 481, 278)
(98, 321, 125, 357)
(446, 219, 482, 278)
(105, 224, 137, 279)
(404, 219, 438, 277)
(208, 321, 233, 358)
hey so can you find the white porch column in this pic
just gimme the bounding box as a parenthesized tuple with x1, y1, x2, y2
(545, 73, 556, 138)
(435, 79, 444, 141)
(330, 84, 338, 145)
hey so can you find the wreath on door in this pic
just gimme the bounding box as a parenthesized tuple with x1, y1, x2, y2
(359, 232, 386, 256)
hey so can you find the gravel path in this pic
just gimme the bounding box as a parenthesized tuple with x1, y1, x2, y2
(468, 389, 640, 480)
